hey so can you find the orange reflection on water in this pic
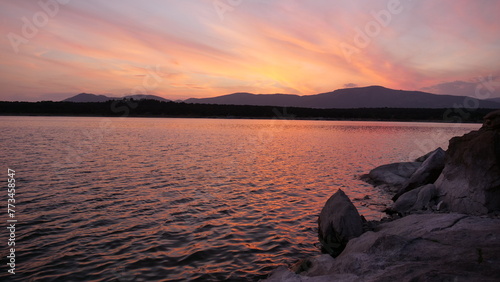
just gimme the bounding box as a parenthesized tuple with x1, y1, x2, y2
(3, 116, 480, 281)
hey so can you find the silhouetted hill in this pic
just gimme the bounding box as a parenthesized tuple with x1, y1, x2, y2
(64, 93, 112, 102)
(487, 97, 500, 104)
(185, 92, 303, 107)
(125, 94, 169, 101)
(64, 93, 169, 102)
(185, 86, 500, 109)
(61, 87, 500, 109)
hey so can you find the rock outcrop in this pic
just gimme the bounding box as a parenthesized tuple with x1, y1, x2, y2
(264, 110, 500, 282)
(391, 184, 436, 215)
(435, 127, 500, 215)
(365, 162, 421, 190)
(317, 189, 363, 257)
(265, 213, 500, 281)
(393, 148, 445, 201)
(366, 115, 500, 216)
(483, 109, 500, 129)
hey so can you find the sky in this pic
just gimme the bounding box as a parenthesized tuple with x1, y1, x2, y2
(0, 0, 499, 101)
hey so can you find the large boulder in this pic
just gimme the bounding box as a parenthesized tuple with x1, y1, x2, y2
(366, 162, 421, 187)
(318, 189, 364, 257)
(265, 213, 500, 281)
(390, 184, 436, 214)
(393, 148, 445, 201)
(435, 127, 500, 215)
(331, 213, 500, 281)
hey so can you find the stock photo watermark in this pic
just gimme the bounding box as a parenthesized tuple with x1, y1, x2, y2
(7, 0, 71, 54)
(111, 65, 164, 117)
(213, 0, 243, 22)
(6, 168, 17, 275)
(407, 75, 497, 162)
(51, 64, 164, 179)
(385, 75, 499, 178)
(201, 107, 295, 198)
(44, 65, 164, 281)
(340, 0, 408, 63)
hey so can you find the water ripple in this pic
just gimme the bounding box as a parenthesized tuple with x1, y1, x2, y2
(0, 117, 480, 281)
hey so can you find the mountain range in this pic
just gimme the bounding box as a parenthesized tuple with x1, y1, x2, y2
(64, 86, 500, 109)
(185, 86, 500, 108)
(487, 97, 500, 104)
(63, 93, 170, 102)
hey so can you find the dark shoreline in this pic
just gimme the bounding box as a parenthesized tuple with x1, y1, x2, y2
(0, 100, 493, 123)
(0, 113, 485, 124)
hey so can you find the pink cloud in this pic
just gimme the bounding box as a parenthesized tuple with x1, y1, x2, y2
(1, 0, 499, 101)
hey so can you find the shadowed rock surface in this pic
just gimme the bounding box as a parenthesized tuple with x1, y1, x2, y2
(483, 109, 500, 129)
(393, 148, 445, 201)
(264, 213, 500, 281)
(391, 184, 437, 215)
(365, 162, 421, 188)
(435, 127, 500, 215)
(317, 189, 363, 257)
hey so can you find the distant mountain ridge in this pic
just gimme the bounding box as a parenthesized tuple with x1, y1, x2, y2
(62, 86, 500, 109)
(185, 86, 500, 109)
(487, 97, 500, 104)
(63, 93, 169, 102)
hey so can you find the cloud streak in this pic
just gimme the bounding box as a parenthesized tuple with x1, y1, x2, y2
(0, 0, 499, 101)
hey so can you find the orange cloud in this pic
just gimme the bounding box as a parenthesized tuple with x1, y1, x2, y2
(1, 0, 499, 101)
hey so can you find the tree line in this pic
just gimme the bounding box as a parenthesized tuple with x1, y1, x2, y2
(0, 99, 492, 123)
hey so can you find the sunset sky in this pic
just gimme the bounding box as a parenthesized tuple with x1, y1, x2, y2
(1, 0, 499, 101)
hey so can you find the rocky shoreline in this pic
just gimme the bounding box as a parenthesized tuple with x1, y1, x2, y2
(263, 110, 500, 281)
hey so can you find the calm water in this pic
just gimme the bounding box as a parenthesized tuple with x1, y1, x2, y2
(0, 116, 480, 281)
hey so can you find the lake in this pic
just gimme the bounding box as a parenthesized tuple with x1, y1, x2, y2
(0, 116, 480, 281)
